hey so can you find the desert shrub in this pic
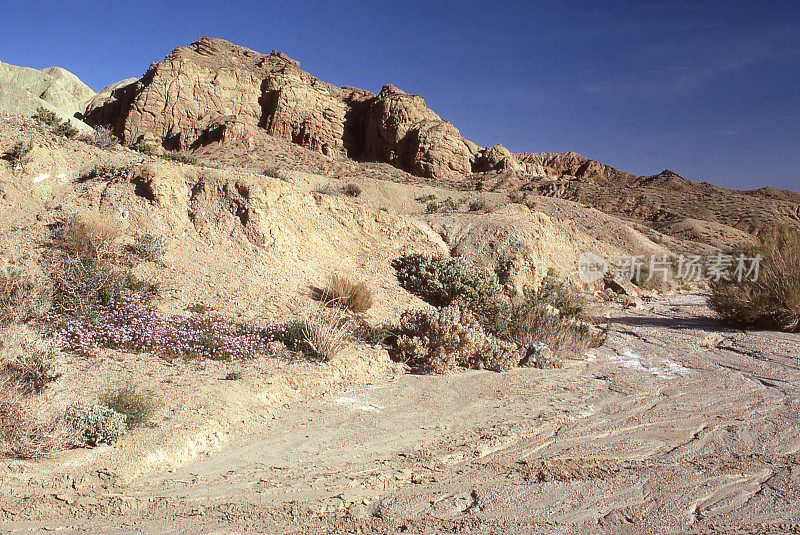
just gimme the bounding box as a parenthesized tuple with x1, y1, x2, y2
(483, 291, 603, 361)
(52, 212, 121, 261)
(323, 273, 373, 313)
(424, 198, 458, 213)
(0, 260, 50, 325)
(99, 385, 157, 429)
(395, 305, 518, 373)
(709, 227, 800, 331)
(415, 194, 437, 203)
(314, 181, 334, 195)
(393, 254, 505, 317)
(300, 304, 351, 360)
(186, 303, 212, 314)
(0, 379, 76, 459)
(130, 140, 156, 155)
(468, 198, 485, 212)
(32, 107, 59, 127)
(3, 140, 33, 172)
(80, 163, 131, 182)
(66, 402, 126, 447)
(49, 257, 155, 318)
(263, 167, 286, 180)
(128, 233, 167, 262)
(81, 126, 118, 148)
(159, 152, 197, 165)
(53, 121, 79, 139)
(1, 328, 61, 394)
(535, 268, 586, 318)
(341, 183, 362, 197)
(224, 371, 242, 380)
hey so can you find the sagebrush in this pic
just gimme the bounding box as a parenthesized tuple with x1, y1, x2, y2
(395, 305, 519, 373)
(66, 403, 127, 447)
(709, 226, 800, 331)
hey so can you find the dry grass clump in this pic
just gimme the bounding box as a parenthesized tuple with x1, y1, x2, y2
(0, 327, 74, 459)
(0, 260, 51, 326)
(0, 379, 77, 459)
(128, 233, 167, 262)
(53, 212, 122, 261)
(709, 226, 800, 331)
(1, 326, 61, 394)
(487, 296, 604, 360)
(301, 303, 351, 361)
(323, 273, 373, 313)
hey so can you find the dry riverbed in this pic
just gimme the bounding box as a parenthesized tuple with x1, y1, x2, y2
(3, 294, 800, 534)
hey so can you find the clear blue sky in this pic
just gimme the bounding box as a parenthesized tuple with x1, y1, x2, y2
(2, 0, 799, 191)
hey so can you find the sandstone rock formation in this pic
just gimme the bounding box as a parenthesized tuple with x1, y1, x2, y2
(0, 61, 96, 132)
(84, 37, 494, 181)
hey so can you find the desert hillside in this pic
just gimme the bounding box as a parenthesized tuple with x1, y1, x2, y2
(1, 34, 799, 535)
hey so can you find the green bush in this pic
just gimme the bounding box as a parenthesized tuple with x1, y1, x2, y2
(53, 121, 79, 139)
(50, 257, 155, 318)
(395, 305, 518, 373)
(392, 254, 504, 316)
(66, 403, 126, 447)
(3, 141, 33, 171)
(709, 227, 800, 331)
(80, 163, 131, 182)
(32, 107, 59, 127)
(99, 385, 157, 429)
(159, 152, 197, 165)
(130, 140, 156, 155)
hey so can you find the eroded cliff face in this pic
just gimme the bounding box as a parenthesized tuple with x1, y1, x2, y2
(83, 37, 494, 181)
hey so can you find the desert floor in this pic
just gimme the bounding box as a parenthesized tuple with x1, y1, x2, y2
(4, 294, 800, 534)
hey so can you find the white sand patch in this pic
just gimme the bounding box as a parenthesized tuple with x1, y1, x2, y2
(333, 396, 384, 413)
(33, 173, 50, 183)
(609, 349, 694, 379)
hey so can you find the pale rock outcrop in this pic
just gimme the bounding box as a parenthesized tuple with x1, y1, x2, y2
(0, 61, 96, 133)
(473, 144, 524, 173)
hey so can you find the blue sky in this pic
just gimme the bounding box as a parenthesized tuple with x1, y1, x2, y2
(2, 0, 799, 191)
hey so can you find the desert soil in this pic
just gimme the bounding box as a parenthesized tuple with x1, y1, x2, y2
(3, 293, 800, 534)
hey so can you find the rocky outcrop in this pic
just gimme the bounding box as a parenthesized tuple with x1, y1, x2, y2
(83, 37, 499, 181)
(362, 84, 478, 180)
(516, 152, 636, 184)
(0, 61, 96, 132)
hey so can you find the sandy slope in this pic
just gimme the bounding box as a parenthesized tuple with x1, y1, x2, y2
(4, 294, 799, 534)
